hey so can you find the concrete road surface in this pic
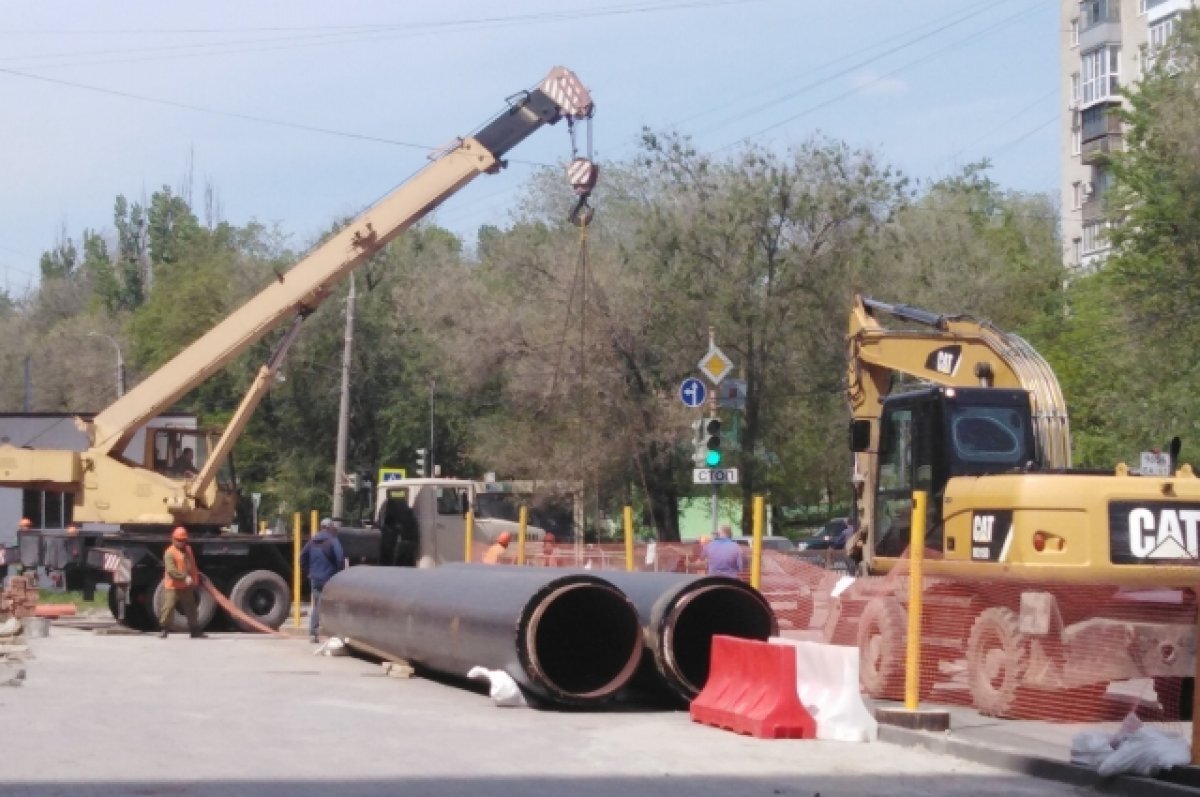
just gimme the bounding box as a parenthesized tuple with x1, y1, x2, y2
(0, 626, 1089, 797)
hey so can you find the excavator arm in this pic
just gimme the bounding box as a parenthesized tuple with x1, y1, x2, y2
(0, 67, 596, 528)
(848, 295, 1070, 467)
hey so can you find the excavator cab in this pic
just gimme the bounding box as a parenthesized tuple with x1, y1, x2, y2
(866, 386, 1037, 558)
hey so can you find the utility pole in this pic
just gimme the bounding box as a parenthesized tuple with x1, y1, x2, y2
(429, 379, 435, 478)
(708, 326, 719, 540)
(332, 275, 355, 519)
(23, 355, 31, 412)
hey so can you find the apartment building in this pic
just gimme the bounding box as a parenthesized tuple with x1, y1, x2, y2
(1061, 0, 1192, 272)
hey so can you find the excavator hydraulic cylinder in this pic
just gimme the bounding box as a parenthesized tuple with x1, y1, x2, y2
(320, 565, 643, 706)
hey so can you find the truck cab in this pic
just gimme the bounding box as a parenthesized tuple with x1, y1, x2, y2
(340, 478, 564, 568)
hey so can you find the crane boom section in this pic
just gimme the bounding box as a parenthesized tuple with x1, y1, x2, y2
(89, 140, 494, 455)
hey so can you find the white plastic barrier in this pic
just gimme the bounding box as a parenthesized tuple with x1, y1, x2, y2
(770, 637, 877, 742)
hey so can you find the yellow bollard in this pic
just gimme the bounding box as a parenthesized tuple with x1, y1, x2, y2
(623, 506, 635, 572)
(464, 510, 474, 563)
(904, 491, 927, 711)
(517, 505, 528, 566)
(750, 495, 765, 589)
(310, 509, 319, 542)
(292, 511, 302, 628)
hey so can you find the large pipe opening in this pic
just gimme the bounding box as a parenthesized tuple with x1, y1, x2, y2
(666, 585, 776, 697)
(526, 582, 642, 702)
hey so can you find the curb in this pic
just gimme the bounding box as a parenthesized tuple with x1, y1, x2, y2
(878, 724, 1200, 797)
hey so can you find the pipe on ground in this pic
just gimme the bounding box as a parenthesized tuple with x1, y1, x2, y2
(445, 566, 778, 704)
(320, 565, 643, 706)
(599, 572, 777, 703)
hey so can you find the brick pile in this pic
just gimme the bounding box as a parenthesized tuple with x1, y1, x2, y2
(0, 576, 39, 621)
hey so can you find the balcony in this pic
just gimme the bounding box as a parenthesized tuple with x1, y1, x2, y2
(1079, 0, 1120, 49)
(1081, 133, 1122, 164)
(1082, 196, 1108, 224)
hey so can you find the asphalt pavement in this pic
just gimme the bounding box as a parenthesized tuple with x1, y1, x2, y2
(0, 624, 1093, 797)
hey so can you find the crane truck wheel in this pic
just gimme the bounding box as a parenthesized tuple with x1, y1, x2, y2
(966, 607, 1028, 717)
(109, 584, 155, 631)
(856, 597, 907, 700)
(228, 570, 289, 630)
(151, 581, 217, 633)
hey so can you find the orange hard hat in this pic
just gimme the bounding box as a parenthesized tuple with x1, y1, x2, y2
(171, 527, 189, 541)
(497, 531, 513, 546)
(18, 517, 32, 529)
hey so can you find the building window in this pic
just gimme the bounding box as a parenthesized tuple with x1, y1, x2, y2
(1071, 72, 1080, 105)
(1081, 0, 1119, 30)
(1082, 221, 1108, 254)
(1072, 238, 1082, 263)
(21, 490, 72, 530)
(1081, 45, 1120, 105)
(1071, 17, 1080, 46)
(1147, 15, 1178, 70)
(1072, 181, 1083, 209)
(1072, 127, 1082, 155)
(1081, 104, 1113, 141)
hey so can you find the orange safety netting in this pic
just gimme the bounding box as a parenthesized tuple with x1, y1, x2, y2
(493, 540, 1196, 734)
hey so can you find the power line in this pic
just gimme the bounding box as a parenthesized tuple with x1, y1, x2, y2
(713, 0, 1047, 151)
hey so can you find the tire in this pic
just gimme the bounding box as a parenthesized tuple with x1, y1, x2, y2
(111, 584, 155, 631)
(966, 607, 1027, 717)
(151, 581, 217, 632)
(1154, 677, 1194, 720)
(857, 597, 907, 700)
(228, 569, 290, 630)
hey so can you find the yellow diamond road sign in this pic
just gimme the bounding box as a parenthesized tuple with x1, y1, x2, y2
(698, 346, 733, 385)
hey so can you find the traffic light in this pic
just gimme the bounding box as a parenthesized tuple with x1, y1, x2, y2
(704, 417, 722, 467)
(415, 448, 427, 478)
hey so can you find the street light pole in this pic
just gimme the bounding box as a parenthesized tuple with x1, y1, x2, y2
(89, 332, 125, 398)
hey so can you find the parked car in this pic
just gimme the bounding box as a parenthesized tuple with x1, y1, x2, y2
(797, 518, 850, 551)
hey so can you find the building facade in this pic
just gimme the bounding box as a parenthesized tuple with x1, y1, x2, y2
(1061, 0, 1192, 272)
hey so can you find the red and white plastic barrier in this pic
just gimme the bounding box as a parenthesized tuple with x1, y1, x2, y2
(770, 637, 877, 742)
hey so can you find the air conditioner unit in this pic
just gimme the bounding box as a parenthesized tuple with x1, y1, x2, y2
(1069, 99, 1080, 110)
(1082, 181, 1094, 197)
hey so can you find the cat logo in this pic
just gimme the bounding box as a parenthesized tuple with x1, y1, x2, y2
(1128, 507, 1200, 560)
(924, 345, 962, 377)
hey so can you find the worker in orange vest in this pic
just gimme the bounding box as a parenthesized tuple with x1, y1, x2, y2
(482, 531, 512, 565)
(159, 527, 207, 639)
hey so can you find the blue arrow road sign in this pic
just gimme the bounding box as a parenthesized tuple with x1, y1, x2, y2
(679, 377, 707, 408)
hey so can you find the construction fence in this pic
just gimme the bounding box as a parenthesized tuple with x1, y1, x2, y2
(494, 520, 1197, 737)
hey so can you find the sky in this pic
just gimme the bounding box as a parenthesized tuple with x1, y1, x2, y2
(0, 0, 1061, 292)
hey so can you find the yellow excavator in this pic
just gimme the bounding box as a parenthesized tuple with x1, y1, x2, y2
(0, 67, 597, 631)
(838, 295, 1200, 717)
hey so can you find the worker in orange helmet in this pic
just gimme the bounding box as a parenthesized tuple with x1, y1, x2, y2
(159, 527, 207, 639)
(541, 532, 560, 567)
(482, 531, 513, 565)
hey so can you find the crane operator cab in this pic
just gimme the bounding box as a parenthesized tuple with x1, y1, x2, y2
(146, 427, 233, 486)
(856, 386, 1037, 559)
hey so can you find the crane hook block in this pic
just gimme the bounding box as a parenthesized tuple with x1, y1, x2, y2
(567, 158, 599, 196)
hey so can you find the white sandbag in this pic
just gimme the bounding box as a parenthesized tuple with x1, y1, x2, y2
(771, 637, 877, 742)
(467, 666, 528, 708)
(1070, 731, 1114, 768)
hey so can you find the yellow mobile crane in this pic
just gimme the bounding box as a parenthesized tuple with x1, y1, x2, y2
(0, 67, 596, 631)
(840, 295, 1199, 716)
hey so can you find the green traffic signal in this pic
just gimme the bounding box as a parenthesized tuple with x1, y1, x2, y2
(705, 449, 722, 467)
(704, 417, 722, 467)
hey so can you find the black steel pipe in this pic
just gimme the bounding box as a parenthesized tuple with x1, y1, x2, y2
(444, 565, 778, 704)
(320, 565, 643, 706)
(594, 571, 778, 703)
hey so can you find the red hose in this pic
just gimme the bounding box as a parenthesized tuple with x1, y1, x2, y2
(200, 576, 287, 638)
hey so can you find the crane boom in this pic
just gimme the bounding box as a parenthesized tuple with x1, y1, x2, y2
(0, 67, 596, 528)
